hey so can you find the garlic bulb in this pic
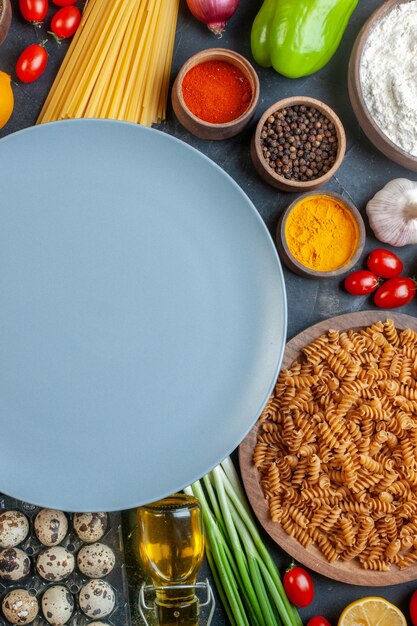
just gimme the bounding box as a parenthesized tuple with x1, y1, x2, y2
(366, 178, 417, 246)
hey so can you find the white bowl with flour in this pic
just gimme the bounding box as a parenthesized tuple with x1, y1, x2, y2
(348, 0, 417, 172)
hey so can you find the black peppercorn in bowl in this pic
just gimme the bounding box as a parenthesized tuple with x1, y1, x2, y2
(251, 97, 346, 192)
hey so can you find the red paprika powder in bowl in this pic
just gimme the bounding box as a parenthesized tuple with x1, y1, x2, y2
(172, 48, 259, 140)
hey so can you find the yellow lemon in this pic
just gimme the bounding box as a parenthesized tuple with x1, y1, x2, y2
(0, 71, 14, 129)
(338, 597, 407, 626)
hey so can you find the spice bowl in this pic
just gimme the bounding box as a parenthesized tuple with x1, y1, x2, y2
(251, 97, 346, 192)
(0, 0, 12, 45)
(171, 48, 260, 140)
(276, 191, 366, 279)
(348, 0, 417, 172)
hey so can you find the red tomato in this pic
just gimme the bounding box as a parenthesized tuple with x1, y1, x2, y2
(344, 270, 379, 296)
(367, 248, 403, 279)
(307, 617, 331, 626)
(410, 589, 417, 626)
(50, 5, 81, 39)
(283, 566, 314, 608)
(52, 0, 77, 5)
(19, 0, 48, 23)
(374, 277, 416, 309)
(16, 44, 48, 83)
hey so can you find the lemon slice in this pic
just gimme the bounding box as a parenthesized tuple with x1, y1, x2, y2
(338, 597, 407, 626)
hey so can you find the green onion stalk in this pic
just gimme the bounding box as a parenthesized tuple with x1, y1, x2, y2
(184, 458, 302, 626)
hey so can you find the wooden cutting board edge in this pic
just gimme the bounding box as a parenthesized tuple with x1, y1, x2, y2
(239, 310, 417, 586)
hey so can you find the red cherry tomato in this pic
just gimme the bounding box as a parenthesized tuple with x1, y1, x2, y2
(374, 277, 416, 309)
(344, 270, 379, 296)
(19, 0, 48, 23)
(410, 589, 417, 626)
(283, 566, 314, 608)
(16, 44, 48, 83)
(52, 0, 77, 5)
(307, 617, 331, 626)
(367, 248, 403, 279)
(50, 5, 81, 39)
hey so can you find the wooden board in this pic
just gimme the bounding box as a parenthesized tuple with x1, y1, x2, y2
(239, 311, 417, 586)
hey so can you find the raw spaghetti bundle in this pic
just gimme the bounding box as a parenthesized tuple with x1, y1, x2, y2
(37, 0, 179, 126)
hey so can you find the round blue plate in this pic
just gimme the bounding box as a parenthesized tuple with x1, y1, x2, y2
(0, 120, 286, 511)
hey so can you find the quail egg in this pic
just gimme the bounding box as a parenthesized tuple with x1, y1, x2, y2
(0, 547, 30, 581)
(0, 511, 29, 548)
(73, 512, 108, 543)
(42, 585, 74, 626)
(77, 542, 115, 578)
(37, 547, 75, 581)
(79, 579, 115, 619)
(2, 588, 39, 625)
(34, 509, 68, 547)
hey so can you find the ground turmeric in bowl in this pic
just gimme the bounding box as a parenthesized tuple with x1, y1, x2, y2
(284, 194, 360, 272)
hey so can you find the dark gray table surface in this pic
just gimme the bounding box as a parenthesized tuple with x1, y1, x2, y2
(1, 0, 417, 624)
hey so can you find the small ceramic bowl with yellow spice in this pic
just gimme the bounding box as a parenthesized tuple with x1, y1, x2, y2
(277, 191, 366, 279)
(172, 48, 260, 140)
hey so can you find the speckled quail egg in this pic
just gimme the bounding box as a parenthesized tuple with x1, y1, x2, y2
(0, 511, 29, 548)
(34, 509, 68, 547)
(2, 588, 39, 625)
(79, 579, 115, 619)
(42, 585, 74, 626)
(77, 542, 115, 578)
(0, 547, 30, 581)
(37, 547, 75, 581)
(73, 512, 108, 543)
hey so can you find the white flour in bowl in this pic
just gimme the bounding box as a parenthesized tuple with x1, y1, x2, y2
(360, 1, 417, 156)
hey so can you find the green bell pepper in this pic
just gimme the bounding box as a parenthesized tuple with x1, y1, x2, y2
(251, 0, 358, 79)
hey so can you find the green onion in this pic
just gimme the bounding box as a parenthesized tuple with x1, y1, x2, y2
(184, 458, 302, 626)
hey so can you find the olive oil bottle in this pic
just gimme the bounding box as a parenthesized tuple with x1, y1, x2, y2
(137, 494, 204, 625)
